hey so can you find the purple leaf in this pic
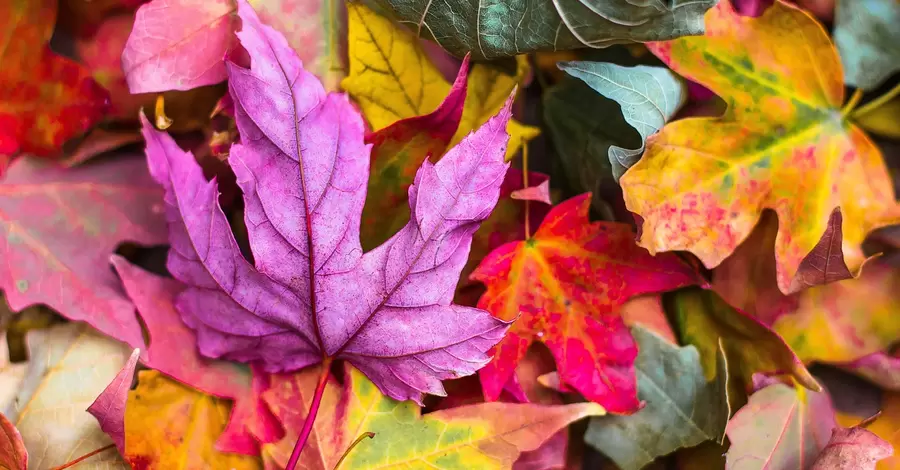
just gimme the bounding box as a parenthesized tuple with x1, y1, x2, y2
(142, 0, 513, 404)
(88, 348, 140, 453)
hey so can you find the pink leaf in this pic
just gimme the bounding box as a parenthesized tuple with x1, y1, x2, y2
(510, 179, 551, 205)
(112, 256, 281, 454)
(0, 156, 166, 348)
(141, 0, 511, 404)
(123, 0, 235, 93)
(88, 348, 140, 453)
(811, 425, 893, 470)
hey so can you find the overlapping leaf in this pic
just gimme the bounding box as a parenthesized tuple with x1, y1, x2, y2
(112, 256, 280, 455)
(8, 324, 130, 469)
(89, 348, 140, 453)
(342, 3, 538, 160)
(670, 288, 818, 392)
(0, 411, 25, 470)
(725, 381, 836, 470)
(0, 0, 108, 160)
(76, 13, 226, 126)
(714, 213, 900, 363)
(840, 394, 900, 470)
(472, 194, 703, 413)
(124, 371, 262, 469)
(585, 326, 730, 470)
(833, 0, 900, 90)
(372, 0, 716, 60)
(143, 1, 512, 403)
(811, 425, 893, 470)
(557, 62, 685, 180)
(123, 0, 343, 93)
(360, 56, 469, 249)
(622, 0, 899, 295)
(0, 156, 166, 349)
(842, 352, 900, 391)
(261, 364, 603, 469)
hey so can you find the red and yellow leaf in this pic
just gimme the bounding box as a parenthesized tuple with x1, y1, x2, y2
(622, 0, 899, 295)
(472, 194, 703, 413)
(0, 0, 108, 159)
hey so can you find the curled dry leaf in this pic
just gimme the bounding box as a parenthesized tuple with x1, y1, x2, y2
(623, 0, 899, 295)
(557, 61, 686, 181)
(810, 425, 893, 470)
(88, 348, 140, 454)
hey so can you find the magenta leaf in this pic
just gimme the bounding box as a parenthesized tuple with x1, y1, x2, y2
(142, 0, 513, 403)
(0, 156, 166, 349)
(88, 348, 140, 454)
(112, 256, 282, 454)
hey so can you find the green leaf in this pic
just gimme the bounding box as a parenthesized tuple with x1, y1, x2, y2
(668, 288, 819, 394)
(558, 61, 685, 180)
(544, 76, 623, 216)
(584, 326, 731, 470)
(372, 0, 717, 60)
(834, 0, 900, 90)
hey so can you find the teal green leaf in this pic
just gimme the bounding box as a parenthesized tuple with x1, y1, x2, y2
(584, 326, 730, 470)
(371, 0, 718, 60)
(558, 61, 685, 180)
(543, 76, 623, 217)
(834, 0, 900, 90)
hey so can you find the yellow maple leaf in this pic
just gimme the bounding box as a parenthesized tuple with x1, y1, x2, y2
(342, 3, 538, 160)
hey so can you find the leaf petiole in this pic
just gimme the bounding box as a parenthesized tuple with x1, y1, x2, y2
(851, 81, 900, 119)
(286, 358, 333, 470)
(841, 89, 864, 117)
(333, 432, 376, 469)
(49, 443, 116, 470)
(522, 144, 531, 240)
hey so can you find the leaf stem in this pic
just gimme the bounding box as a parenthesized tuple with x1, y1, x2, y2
(851, 81, 900, 119)
(522, 143, 531, 240)
(841, 89, 864, 117)
(50, 443, 116, 470)
(333, 432, 375, 469)
(286, 359, 333, 470)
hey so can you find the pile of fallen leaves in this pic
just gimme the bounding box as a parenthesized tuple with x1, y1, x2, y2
(2, 0, 900, 468)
